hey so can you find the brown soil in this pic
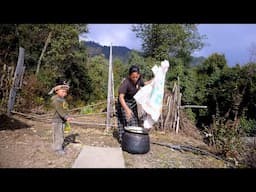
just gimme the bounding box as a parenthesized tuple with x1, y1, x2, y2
(0, 114, 230, 168)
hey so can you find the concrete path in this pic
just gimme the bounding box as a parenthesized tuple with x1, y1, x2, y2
(72, 145, 125, 168)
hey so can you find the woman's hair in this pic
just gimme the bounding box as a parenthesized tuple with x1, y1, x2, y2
(128, 65, 140, 75)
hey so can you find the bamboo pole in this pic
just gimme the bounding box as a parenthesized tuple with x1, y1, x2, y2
(171, 83, 178, 130)
(176, 92, 181, 134)
(179, 105, 207, 109)
(106, 44, 113, 129)
(175, 77, 181, 133)
(164, 95, 172, 130)
(11, 110, 111, 128)
(68, 101, 107, 112)
(71, 121, 117, 128)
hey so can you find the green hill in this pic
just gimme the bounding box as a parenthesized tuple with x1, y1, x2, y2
(84, 41, 135, 63)
(84, 41, 205, 66)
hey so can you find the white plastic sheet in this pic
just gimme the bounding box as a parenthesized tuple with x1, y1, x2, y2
(134, 60, 169, 128)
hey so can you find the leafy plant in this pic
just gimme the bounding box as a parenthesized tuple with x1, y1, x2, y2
(210, 117, 243, 159)
(239, 117, 256, 136)
(80, 105, 93, 114)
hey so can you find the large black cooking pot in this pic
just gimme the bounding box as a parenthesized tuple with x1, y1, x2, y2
(121, 126, 150, 154)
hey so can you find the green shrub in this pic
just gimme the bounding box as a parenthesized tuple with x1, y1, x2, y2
(80, 106, 93, 114)
(239, 117, 256, 136)
(211, 118, 243, 159)
(184, 108, 196, 123)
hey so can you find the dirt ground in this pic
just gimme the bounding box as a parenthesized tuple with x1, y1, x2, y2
(0, 114, 232, 168)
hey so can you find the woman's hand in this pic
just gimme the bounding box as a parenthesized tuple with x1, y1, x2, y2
(119, 93, 134, 121)
(125, 108, 133, 121)
(66, 117, 74, 122)
(144, 78, 154, 85)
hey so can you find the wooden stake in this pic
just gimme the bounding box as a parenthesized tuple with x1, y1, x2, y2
(106, 44, 113, 129)
(7, 47, 25, 116)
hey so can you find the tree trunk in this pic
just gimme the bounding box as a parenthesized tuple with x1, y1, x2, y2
(36, 31, 52, 76)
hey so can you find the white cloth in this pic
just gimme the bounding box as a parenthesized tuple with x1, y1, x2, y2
(134, 60, 169, 129)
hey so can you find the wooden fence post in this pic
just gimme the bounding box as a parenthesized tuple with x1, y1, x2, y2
(7, 47, 25, 116)
(106, 44, 113, 129)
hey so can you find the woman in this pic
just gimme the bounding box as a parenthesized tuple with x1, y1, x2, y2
(116, 65, 152, 143)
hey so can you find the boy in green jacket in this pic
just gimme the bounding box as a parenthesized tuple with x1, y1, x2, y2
(49, 79, 73, 155)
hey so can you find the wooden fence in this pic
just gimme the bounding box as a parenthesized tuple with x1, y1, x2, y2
(159, 77, 207, 133)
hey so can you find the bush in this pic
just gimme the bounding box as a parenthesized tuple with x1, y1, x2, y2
(243, 143, 256, 168)
(209, 118, 243, 159)
(239, 117, 256, 136)
(80, 106, 93, 114)
(184, 108, 196, 123)
(17, 74, 46, 112)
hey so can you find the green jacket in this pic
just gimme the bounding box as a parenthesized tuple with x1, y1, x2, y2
(51, 95, 69, 123)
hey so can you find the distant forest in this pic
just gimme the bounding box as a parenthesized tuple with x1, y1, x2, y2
(84, 41, 206, 66)
(84, 41, 135, 63)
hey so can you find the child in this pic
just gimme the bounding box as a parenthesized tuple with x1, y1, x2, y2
(49, 79, 73, 155)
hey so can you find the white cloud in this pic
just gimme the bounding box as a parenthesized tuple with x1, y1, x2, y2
(80, 24, 142, 50)
(196, 24, 256, 66)
(80, 24, 256, 66)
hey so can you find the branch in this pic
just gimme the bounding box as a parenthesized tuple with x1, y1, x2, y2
(179, 105, 207, 109)
(151, 141, 236, 167)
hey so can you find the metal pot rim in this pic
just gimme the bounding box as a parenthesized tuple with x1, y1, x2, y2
(124, 126, 148, 134)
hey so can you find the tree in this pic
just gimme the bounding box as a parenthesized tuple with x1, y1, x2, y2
(132, 24, 205, 63)
(16, 24, 50, 72)
(86, 55, 108, 102)
(239, 63, 256, 120)
(36, 24, 91, 101)
(0, 24, 19, 68)
(112, 58, 125, 96)
(127, 51, 154, 80)
(62, 42, 92, 102)
(192, 53, 229, 124)
(1, 24, 92, 108)
(0, 24, 88, 74)
(198, 53, 227, 76)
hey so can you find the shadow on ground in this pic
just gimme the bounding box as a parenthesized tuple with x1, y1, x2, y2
(112, 129, 120, 143)
(0, 114, 31, 131)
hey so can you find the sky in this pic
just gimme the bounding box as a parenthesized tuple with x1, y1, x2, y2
(79, 24, 256, 66)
